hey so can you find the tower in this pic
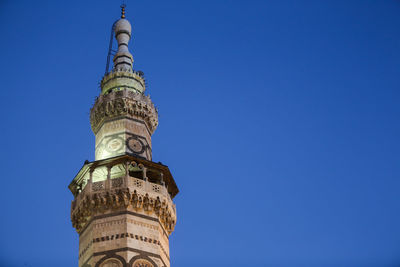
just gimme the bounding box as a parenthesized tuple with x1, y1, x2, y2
(69, 6, 178, 267)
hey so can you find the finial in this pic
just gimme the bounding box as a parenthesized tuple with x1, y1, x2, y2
(113, 5, 133, 72)
(121, 4, 126, 19)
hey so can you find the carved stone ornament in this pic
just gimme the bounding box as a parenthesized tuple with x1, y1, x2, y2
(71, 188, 176, 235)
(133, 259, 154, 267)
(90, 89, 158, 134)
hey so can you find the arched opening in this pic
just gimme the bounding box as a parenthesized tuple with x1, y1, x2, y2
(110, 163, 125, 179)
(92, 166, 108, 182)
(146, 170, 162, 185)
(128, 163, 143, 179)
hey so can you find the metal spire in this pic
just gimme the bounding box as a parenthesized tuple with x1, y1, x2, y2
(121, 4, 126, 19)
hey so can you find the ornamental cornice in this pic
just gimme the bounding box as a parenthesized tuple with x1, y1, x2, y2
(90, 89, 158, 134)
(71, 187, 176, 235)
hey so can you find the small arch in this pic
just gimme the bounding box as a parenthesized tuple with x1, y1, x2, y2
(129, 255, 157, 267)
(95, 255, 126, 267)
(92, 166, 108, 182)
(110, 163, 125, 179)
(129, 163, 143, 179)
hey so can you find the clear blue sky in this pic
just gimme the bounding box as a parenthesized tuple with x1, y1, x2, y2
(0, 0, 399, 266)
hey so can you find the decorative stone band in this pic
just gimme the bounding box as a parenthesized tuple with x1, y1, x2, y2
(90, 232, 169, 261)
(71, 187, 176, 235)
(90, 89, 158, 134)
(101, 70, 145, 95)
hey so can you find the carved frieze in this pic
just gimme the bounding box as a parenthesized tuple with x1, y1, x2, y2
(90, 90, 158, 134)
(71, 188, 176, 235)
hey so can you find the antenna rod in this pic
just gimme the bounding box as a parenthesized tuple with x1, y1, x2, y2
(105, 20, 117, 75)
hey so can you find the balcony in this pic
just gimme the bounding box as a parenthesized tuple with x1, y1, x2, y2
(69, 155, 178, 234)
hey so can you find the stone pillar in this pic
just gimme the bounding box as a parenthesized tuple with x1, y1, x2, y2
(106, 166, 111, 189)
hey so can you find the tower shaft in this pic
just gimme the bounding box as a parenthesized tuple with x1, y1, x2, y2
(69, 7, 178, 267)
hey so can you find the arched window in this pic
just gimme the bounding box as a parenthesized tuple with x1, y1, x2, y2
(100, 258, 123, 267)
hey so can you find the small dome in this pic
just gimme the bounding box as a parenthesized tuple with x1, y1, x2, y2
(115, 19, 131, 37)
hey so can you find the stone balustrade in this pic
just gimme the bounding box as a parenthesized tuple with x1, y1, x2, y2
(74, 174, 174, 212)
(69, 155, 178, 234)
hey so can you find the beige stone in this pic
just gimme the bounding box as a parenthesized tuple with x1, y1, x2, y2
(69, 8, 178, 267)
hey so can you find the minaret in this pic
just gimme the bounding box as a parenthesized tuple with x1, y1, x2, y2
(69, 6, 178, 267)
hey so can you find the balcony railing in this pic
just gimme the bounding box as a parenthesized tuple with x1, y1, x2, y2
(73, 174, 175, 214)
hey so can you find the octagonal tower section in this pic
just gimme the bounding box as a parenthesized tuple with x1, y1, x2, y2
(69, 155, 178, 267)
(90, 14, 158, 162)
